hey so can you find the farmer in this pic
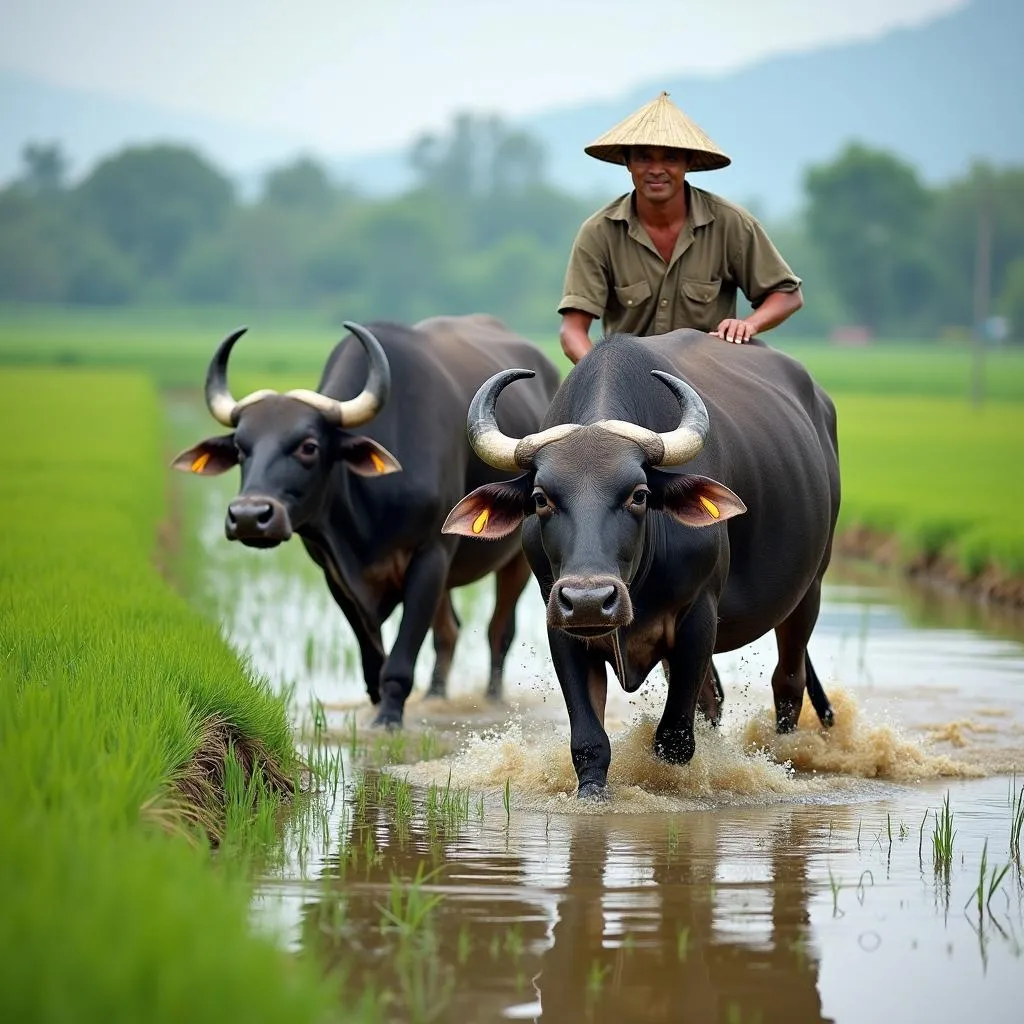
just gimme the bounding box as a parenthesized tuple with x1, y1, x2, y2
(558, 92, 804, 364)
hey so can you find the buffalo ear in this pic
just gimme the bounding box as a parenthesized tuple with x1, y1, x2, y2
(442, 474, 533, 540)
(171, 435, 239, 476)
(338, 435, 403, 477)
(649, 471, 746, 527)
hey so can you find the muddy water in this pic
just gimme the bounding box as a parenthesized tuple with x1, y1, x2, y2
(191, 483, 1024, 1022)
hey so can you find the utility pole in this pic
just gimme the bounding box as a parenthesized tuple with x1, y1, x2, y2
(970, 173, 992, 407)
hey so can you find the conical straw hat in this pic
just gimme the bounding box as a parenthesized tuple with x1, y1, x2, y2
(584, 91, 731, 172)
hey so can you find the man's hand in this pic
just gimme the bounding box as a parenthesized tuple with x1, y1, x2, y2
(710, 318, 755, 344)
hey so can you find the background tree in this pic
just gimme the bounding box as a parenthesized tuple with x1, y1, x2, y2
(805, 144, 937, 334)
(75, 144, 234, 277)
(19, 142, 69, 194)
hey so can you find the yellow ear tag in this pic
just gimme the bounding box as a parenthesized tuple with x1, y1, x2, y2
(699, 495, 720, 519)
(472, 508, 490, 534)
(370, 452, 387, 473)
(191, 452, 211, 473)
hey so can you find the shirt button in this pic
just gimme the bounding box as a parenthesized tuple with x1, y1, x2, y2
(626, 299, 633, 306)
(660, 299, 667, 307)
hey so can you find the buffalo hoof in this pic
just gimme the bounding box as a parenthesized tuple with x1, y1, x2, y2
(654, 728, 695, 765)
(424, 682, 447, 701)
(819, 706, 835, 728)
(371, 707, 403, 730)
(577, 781, 610, 802)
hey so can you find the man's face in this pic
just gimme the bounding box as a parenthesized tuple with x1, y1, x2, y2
(626, 146, 688, 205)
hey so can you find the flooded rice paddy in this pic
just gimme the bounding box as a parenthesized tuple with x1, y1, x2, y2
(193, 486, 1024, 1022)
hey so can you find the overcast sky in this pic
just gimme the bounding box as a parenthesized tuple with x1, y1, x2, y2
(3, 0, 966, 154)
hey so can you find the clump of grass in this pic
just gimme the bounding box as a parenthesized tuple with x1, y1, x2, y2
(932, 792, 956, 879)
(425, 770, 471, 837)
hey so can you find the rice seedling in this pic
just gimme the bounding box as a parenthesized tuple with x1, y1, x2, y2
(1010, 778, 1024, 863)
(425, 770, 472, 837)
(856, 870, 875, 906)
(585, 959, 611, 999)
(965, 839, 1012, 919)
(377, 861, 446, 941)
(676, 926, 691, 962)
(457, 924, 473, 966)
(503, 778, 512, 827)
(418, 729, 446, 761)
(919, 808, 930, 865)
(668, 818, 680, 857)
(932, 793, 956, 878)
(827, 867, 844, 918)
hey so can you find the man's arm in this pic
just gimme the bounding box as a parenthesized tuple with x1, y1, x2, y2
(711, 288, 804, 344)
(559, 310, 596, 364)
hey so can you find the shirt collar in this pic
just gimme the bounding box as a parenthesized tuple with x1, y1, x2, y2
(605, 182, 715, 230)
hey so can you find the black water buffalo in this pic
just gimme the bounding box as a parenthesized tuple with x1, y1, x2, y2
(444, 329, 839, 798)
(173, 314, 561, 726)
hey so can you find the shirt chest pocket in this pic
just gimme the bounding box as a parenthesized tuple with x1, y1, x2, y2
(614, 281, 652, 310)
(680, 278, 722, 304)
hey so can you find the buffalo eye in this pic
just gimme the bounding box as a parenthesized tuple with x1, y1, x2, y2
(234, 442, 248, 462)
(295, 438, 320, 463)
(629, 487, 649, 510)
(533, 488, 552, 512)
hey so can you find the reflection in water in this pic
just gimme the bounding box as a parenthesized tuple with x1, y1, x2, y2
(257, 780, 1024, 1024)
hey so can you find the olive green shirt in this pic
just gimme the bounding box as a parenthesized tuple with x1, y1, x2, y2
(558, 183, 801, 336)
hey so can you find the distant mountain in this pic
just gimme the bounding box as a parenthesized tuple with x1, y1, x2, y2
(1, 0, 1020, 214)
(516, 0, 1023, 214)
(0, 69, 311, 197)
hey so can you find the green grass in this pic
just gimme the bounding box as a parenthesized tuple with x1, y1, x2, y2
(7, 305, 1024, 399)
(779, 340, 1024, 402)
(0, 369, 338, 1023)
(834, 394, 1024, 573)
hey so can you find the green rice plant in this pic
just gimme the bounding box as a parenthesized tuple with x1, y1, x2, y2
(676, 926, 691, 962)
(932, 793, 956, 878)
(1010, 778, 1024, 863)
(963, 838, 1012, 927)
(503, 777, 512, 827)
(0, 369, 338, 1022)
(918, 808, 930, 865)
(377, 861, 445, 941)
(418, 729, 446, 761)
(834, 395, 1024, 578)
(827, 867, 843, 918)
(425, 770, 471, 837)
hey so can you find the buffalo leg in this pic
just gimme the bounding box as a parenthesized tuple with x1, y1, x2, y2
(324, 572, 385, 705)
(426, 594, 460, 699)
(374, 544, 452, 728)
(656, 595, 717, 764)
(550, 629, 611, 799)
(771, 579, 833, 732)
(663, 659, 723, 726)
(485, 551, 532, 701)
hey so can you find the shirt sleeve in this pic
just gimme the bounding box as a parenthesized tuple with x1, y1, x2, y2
(557, 220, 609, 319)
(734, 216, 802, 309)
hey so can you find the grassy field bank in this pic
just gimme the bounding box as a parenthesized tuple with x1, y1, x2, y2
(834, 394, 1024, 580)
(0, 369, 337, 1022)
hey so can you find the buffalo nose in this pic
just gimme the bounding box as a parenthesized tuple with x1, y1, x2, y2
(227, 502, 273, 528)
(225, 496, 291, 544)
(557, 584, 619, 619)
